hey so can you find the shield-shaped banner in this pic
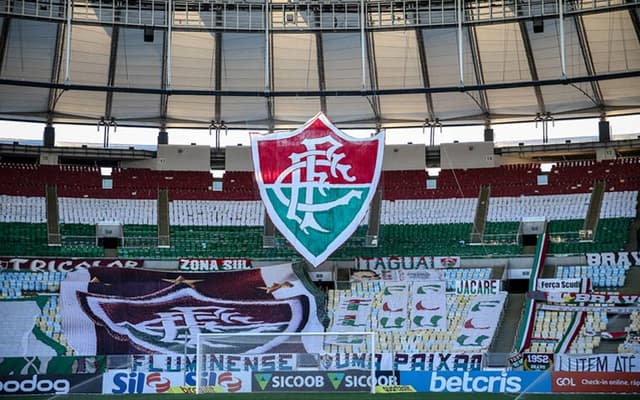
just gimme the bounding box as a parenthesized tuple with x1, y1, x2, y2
(252, 113, 384, 267)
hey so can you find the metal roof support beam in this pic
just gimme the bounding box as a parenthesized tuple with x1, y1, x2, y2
(360, 0, 367, 89)
(104, 26, 119, 121)
(0, 18, 9, 76)
(166, 0, 173, 89)
(316, 32, 327, 114)
(4, 70, 639, 98)
(214, 32, 222, 123)
(573, 14, 604, 108)
(466, 26, 490, 117)
(159, 28, 169, 126)
(364, 30, 381, 125)
(64, 0, 72, 83)
(519, 22, 545, 114)
(47, 22, 64, 118)
(559, 0, 567, 78)
(415, 28, 435, 121)
(265, 0, 274, 130)
(457, 0, 464, 86)
(629, 8, 640, 50)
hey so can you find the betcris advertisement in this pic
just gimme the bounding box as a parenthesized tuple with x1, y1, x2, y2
(102, 370, 251, 394)
(400, 371, 551, 393)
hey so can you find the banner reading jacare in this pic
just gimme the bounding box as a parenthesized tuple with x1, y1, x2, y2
(252, 113, 384, 267)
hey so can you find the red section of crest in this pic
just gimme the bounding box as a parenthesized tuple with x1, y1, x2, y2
(256, 117, 381, 185)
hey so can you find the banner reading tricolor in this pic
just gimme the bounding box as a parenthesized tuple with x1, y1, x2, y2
(252, 113, 384, 267)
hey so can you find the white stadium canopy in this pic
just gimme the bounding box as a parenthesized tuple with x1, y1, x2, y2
(0, 0, 639, 130)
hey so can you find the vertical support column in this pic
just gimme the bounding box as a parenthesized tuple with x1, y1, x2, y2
(46, 185, 61, 246)
(598, 115, 610, 142)
(158, 127, 169, 145)
(483, 121, 494, 142)
(43, 123, 56, 148)
(157, 189, 171, 248)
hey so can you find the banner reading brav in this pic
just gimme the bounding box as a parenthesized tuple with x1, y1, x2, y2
(252, 113, 384, 267)
(60, 264, 324, 355)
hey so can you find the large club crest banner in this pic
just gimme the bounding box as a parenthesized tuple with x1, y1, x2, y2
(60, 265, 324, 355)
(252, 113, 385, 267)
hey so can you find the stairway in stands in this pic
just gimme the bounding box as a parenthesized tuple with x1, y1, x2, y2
(471, 184, 491, 243)
(583, 179, 605, 240)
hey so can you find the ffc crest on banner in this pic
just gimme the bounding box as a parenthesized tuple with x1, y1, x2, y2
(60, 265, 324, 355)
(252, 113, 384, 267)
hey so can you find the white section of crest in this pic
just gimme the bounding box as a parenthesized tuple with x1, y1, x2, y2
(380, 198, 477, 224)
(0, 300, 56, 356)
(60, 268, 96, 356)
(487, 194, 590, 222)
(600, 191, 637, 218)
(0, 195, 46, 223)
(58, 197, 157, 224)
(170, 200, 264, 226)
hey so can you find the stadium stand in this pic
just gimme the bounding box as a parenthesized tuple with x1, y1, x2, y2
(1, 158, 638, 258)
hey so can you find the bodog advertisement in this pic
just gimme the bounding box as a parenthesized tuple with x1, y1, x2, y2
(0, 374, 102, 395)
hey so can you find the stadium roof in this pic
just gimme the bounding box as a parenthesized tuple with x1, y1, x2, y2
(1, 0, 639, 130)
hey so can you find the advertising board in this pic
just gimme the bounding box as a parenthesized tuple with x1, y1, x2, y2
(399, 371, 551, 393)
(552, 371, 640, 393)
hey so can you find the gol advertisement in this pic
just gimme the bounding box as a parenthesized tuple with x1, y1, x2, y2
(552, 371, 640, 393)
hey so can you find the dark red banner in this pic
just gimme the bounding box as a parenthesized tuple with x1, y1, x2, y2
(0, 257, 144, 272)
(552, 371, 640, 393)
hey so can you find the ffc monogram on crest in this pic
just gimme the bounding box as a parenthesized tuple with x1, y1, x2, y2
(252, 113, 384, 267)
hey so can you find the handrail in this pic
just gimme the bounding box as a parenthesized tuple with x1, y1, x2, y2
(1, 0, 637, 31)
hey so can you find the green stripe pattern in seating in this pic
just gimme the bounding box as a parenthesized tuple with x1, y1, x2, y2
(0, 219, 631, 259)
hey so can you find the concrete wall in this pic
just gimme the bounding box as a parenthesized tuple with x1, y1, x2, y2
(225, 145, 253, 171)
(224, 143, 425, 172)
(156, 145, 210, 171)
(440, 141, 496, 169)
(382, 144, 425, 171)
(121, 145, 210, 171)
(39, 152, 58, 165)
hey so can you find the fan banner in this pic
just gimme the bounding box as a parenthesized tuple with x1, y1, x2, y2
(452, 294, 506, 351)
(350, 269, 444, 282)
(178, 258, 252, 272)
(0, 297, 66, 357)
(252, 112, 384, 267)
(409, 281, 447, 331)
(377, 282, 410, 332)
(586, 251, 640, 267)
(554, 354, 640, 372)
(355, 257, 434, 270)
(536, 278, 588, 292)
(328, 296, 372, 332)
(60, 265, 324, 355)
(0, 257, 144, 272)
(546, 293, 640, 304)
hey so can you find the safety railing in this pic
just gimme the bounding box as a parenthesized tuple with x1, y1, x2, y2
(1, 0, 637, 30)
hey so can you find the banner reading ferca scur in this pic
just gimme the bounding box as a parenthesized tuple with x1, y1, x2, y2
(252, 113, 384, 267)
